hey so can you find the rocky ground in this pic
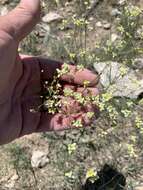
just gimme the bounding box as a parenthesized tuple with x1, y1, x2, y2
(0, 0, 143, 190)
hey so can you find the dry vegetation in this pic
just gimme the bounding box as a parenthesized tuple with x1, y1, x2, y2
(0, 0, 143, 190)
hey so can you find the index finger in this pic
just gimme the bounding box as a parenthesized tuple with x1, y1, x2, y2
(60, 64, 99, 87)
(30, 57, 99, 86)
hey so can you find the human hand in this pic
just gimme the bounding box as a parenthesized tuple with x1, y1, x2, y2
(37, 58, 99, 132)
(0, 0, 99, 144)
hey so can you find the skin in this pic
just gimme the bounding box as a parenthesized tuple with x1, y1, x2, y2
(0, 0, 99, 144)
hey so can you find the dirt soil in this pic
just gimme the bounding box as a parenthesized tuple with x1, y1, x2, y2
(0, 0, 143, 190)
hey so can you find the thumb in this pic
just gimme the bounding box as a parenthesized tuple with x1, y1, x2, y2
(0, 0, 41, 41)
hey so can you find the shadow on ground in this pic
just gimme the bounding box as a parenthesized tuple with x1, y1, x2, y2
(83, 164, 126, 190)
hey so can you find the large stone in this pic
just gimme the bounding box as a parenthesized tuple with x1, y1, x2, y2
(31, 150, 49, 168)
(42, 12, 63, 23)
(94, 61, 143, 99)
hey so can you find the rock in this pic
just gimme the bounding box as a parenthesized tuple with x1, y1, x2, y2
(96, 21, 111, 29)
(38, 24, 51, 37)
(65, 2, 70, 7)
(31, 150, 49, 168)
(5, 181, 15, 189)
(96, 21, 102, 28)
(56, 131, 66, 137)
(94, 61, 143, 99)
(133, 58, 143, 70)
(103, 22, 111, 30)
(111, 33, 118, 42)
(89, 17, 94, 21)
(42, 12, 63, 23)
(4, 172, 19, 189)
(11, 173, 19, 181)
(94, 62, 121, 87)
(41, 24, 51, 33)
(111, 8, 121, 17)
(118, 0, 126, 6)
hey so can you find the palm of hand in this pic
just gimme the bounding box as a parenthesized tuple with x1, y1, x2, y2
(0, 0, 99, 133)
